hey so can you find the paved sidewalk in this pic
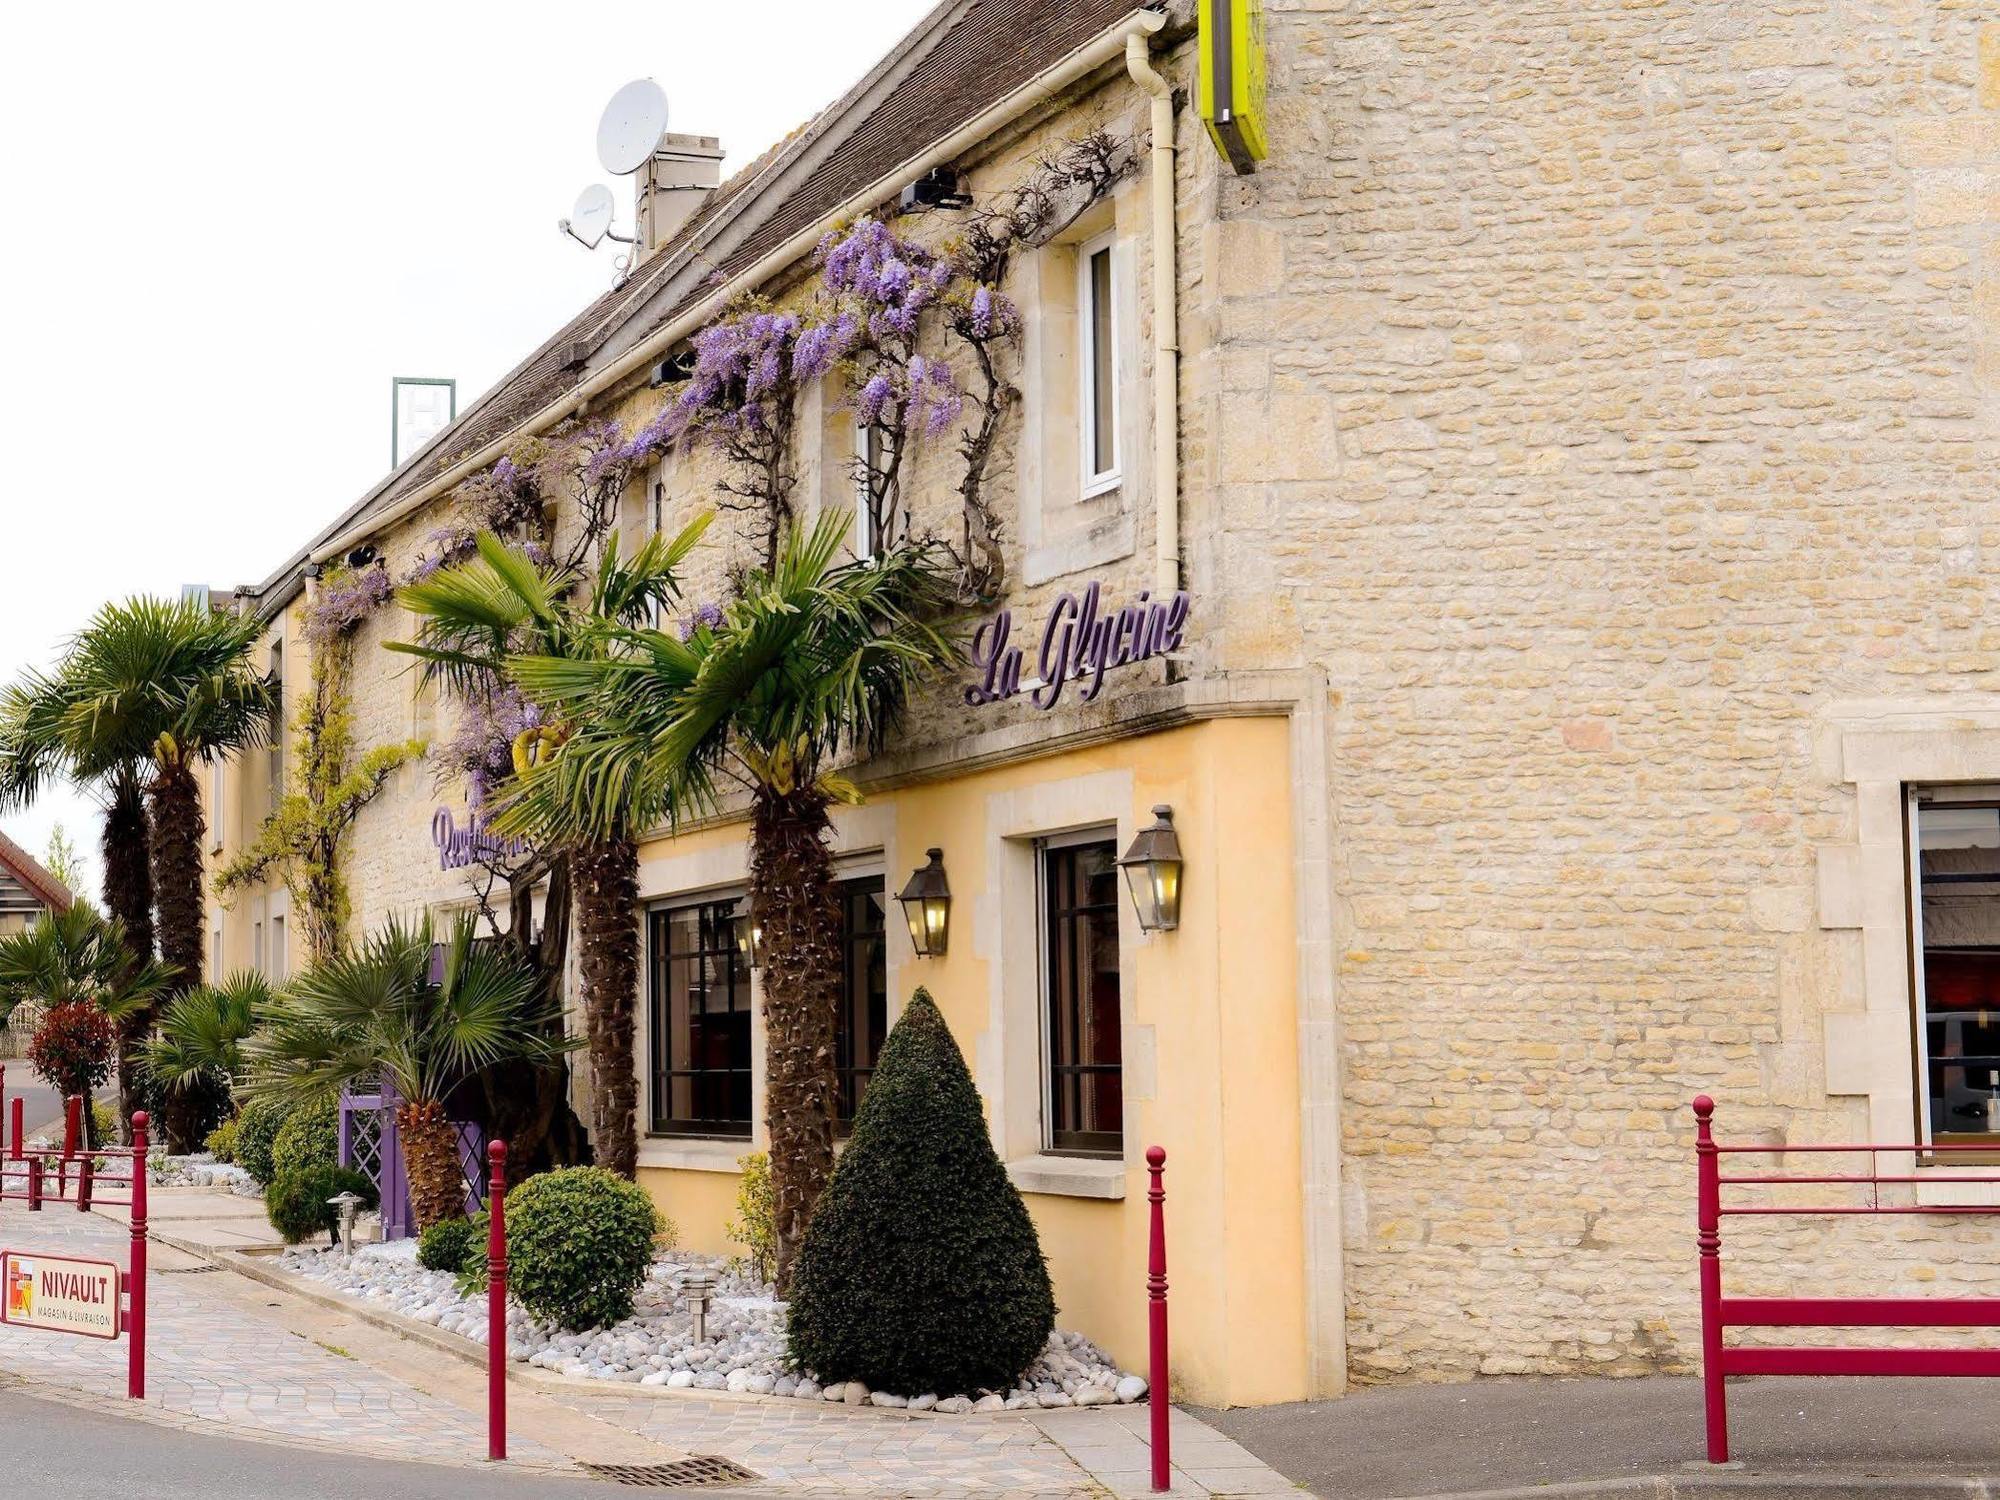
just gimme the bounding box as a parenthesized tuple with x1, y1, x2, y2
(0, 1191, 1296, 1497)
(1200, 1374, 2000, 1498)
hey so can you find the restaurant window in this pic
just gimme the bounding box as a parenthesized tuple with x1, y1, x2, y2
(1040, 831, 1122, 1156)
(835, 877, 887, 1130)
(1910, 792, 2000, 1148)
(1078, 232, 1120, 498)
(648, 898, 753, 1137)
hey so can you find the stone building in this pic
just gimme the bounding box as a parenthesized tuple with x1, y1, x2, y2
(201, 1, 2000, 1406)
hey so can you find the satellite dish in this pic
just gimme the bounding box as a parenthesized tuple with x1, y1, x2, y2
(567, 184, 616, 249)
(597, 79, 669, 176)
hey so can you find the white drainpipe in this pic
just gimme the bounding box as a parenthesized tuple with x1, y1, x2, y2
(1125, 28, 1179, 599)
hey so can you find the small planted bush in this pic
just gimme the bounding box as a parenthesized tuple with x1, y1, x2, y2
(270, 1098, 338, 1179)
(505, 1168, 668, 1331)
(418, 1215, 480, 1273)
(266, 1165, 376, 1245)
(234, 1098, 287, 1185)
(788, 988, 1055, 1396)
(726, 1152, 776, 1286)
(204, 1118, 240, 1163)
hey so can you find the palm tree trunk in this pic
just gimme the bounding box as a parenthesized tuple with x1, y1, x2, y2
(398, 1096, 467, 1231)
(751, 784, 841, 1295)
(102, 775, 156, 1145)
(146, 759, 206, 1151)
(573, 837, 639, 1178)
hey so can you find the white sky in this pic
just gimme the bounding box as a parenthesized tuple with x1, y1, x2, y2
(0, 0, 936, 899)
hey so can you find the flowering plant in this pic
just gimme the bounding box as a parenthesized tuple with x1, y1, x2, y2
(27, 1000, 116, 1101)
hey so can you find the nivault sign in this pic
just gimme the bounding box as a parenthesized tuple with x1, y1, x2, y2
(964, 580, 1189, 711)
(2, 1250, 121, 1339)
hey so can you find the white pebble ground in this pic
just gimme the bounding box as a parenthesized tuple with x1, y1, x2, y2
(278, 1240, 1147, 1410)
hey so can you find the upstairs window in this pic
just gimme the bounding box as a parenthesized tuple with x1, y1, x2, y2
(1910, 792, 2000, 1149)
(1078, 232, 1120, 498)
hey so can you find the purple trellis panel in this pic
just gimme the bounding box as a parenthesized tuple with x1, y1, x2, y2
(339, 1078, 485, 1240)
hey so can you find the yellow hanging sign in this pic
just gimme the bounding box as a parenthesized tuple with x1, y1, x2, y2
(1199, 0, 1268, 174)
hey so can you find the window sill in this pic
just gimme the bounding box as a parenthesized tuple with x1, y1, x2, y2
(1006, 1153, 1127, 1201)
(637, 1138, 752, 1174)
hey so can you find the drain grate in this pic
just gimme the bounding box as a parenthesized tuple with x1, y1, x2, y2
(158, 1264, 223, 1274)
(579, 1457, 762, 1490)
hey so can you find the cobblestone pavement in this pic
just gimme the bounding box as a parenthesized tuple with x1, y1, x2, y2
(0, 1206, 568, 1470)
(0, 1197, 1297, 1497)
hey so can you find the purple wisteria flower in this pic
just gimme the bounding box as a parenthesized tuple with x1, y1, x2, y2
(678, 600, 724, 641)
(304, 564, 393, 643)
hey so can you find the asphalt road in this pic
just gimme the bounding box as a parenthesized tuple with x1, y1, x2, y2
(0, 1386, 631, 1500)
(2, 1078, 116, 1142)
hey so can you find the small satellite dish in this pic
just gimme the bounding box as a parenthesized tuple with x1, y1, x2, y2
(566, 184, 616, 250)
(597, 79, 669, 176)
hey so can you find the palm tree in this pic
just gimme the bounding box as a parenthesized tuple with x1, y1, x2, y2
(0, 906, 175, 1149)
(392, 519, 708, 1178)
(57, 597, 277, 1146)
(0, 668, 159, 1137)
(245, 914, 573, 1230)
(141, 970, 267, 1106)
(499, 513, 960, 1290)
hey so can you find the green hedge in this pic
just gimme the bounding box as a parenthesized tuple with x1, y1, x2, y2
(505, 1168, 666, 1331)
(787, 989, 1054, 1395)
(234, 1098, 287, 1185)
(204, 1118, 240, 1163)
(266, 1165, 377, 1245)
(270, 1099, 338, 1180)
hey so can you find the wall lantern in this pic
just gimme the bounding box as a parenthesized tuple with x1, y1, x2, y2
(1118, 805, 1184, 932)
(731, 910, 763, 968)
(897, 848, 952, 957)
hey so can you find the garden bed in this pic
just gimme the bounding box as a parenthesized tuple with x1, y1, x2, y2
(277, 1240, 1147, 1412)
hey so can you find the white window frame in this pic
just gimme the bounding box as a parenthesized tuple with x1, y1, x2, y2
(1034, 823, 1123, 1157)
(270, 913, 286, 982)
(1077, 231, 1121, 500)
(1904, 786, 2000, 1149)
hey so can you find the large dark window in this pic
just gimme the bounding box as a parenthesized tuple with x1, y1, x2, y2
(1912, 796, 2000, 1148)
(835, 877, 888, 1130)
(1043, 836, 1122, 1156)
(649, 899, 752, 1137)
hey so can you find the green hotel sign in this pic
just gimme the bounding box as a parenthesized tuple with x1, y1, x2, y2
(1198, 0, 1268, 175)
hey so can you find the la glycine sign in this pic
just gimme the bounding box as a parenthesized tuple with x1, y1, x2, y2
(433, 807, 530, 871)
(964, 580, 1190, 711)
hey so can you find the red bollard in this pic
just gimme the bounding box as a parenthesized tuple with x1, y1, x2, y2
(129, 1110, 148, 1400)
(63, 1096, 80, 1159)
(8, 1096, 21, 1160)
(77, 1157, 93, 1213)
(26, 1156, 42, 1211)
(1147, 1145, 1170, 1493)
(1694, 1097, 1727, 1464)
(487, 1139, 508, 1462)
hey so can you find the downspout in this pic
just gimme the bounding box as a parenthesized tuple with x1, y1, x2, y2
(1126, 29, 1179, 599)
(311, 9, 1168, 567)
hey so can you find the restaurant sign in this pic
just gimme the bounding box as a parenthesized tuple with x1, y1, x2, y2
(433, 807, 530, 871)
(965, 580, 1189, 711)
(2, 1250, 121, 1340)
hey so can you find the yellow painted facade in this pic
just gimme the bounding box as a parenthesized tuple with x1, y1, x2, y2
(633, 714, 1307, 1407)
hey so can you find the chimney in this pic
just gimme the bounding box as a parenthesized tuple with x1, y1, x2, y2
(636, 133, 724, 258)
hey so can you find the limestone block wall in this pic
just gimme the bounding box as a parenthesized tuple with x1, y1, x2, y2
(1203, 2, 2000, 1380)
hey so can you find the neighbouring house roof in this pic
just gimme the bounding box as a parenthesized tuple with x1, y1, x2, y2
(0, 830, 72, 919)
(241, 0, 1154, 619)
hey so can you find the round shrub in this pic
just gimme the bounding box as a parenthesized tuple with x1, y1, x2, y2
(270, 1098, 338, 1179)
(234, 1098, 287, 1185)
(204, 1118, 240, 1163)
(418, 1215, 480, 1273)
(266, 1165, 377, 1246)
(788, 988, 1054, 1396)
(505, 1168, 666, 1331)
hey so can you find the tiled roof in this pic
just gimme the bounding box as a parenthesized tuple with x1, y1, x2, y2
(0, 829, 72, 914)
(302, 0, 1149, 566)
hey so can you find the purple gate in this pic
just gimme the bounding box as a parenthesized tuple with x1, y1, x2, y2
(338, 1075, 488, 1240)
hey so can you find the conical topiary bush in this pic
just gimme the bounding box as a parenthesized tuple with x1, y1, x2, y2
(787, 987, 1055, 1395)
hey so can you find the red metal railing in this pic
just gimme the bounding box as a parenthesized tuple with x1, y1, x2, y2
(1694, 1094, 2000, 1463)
